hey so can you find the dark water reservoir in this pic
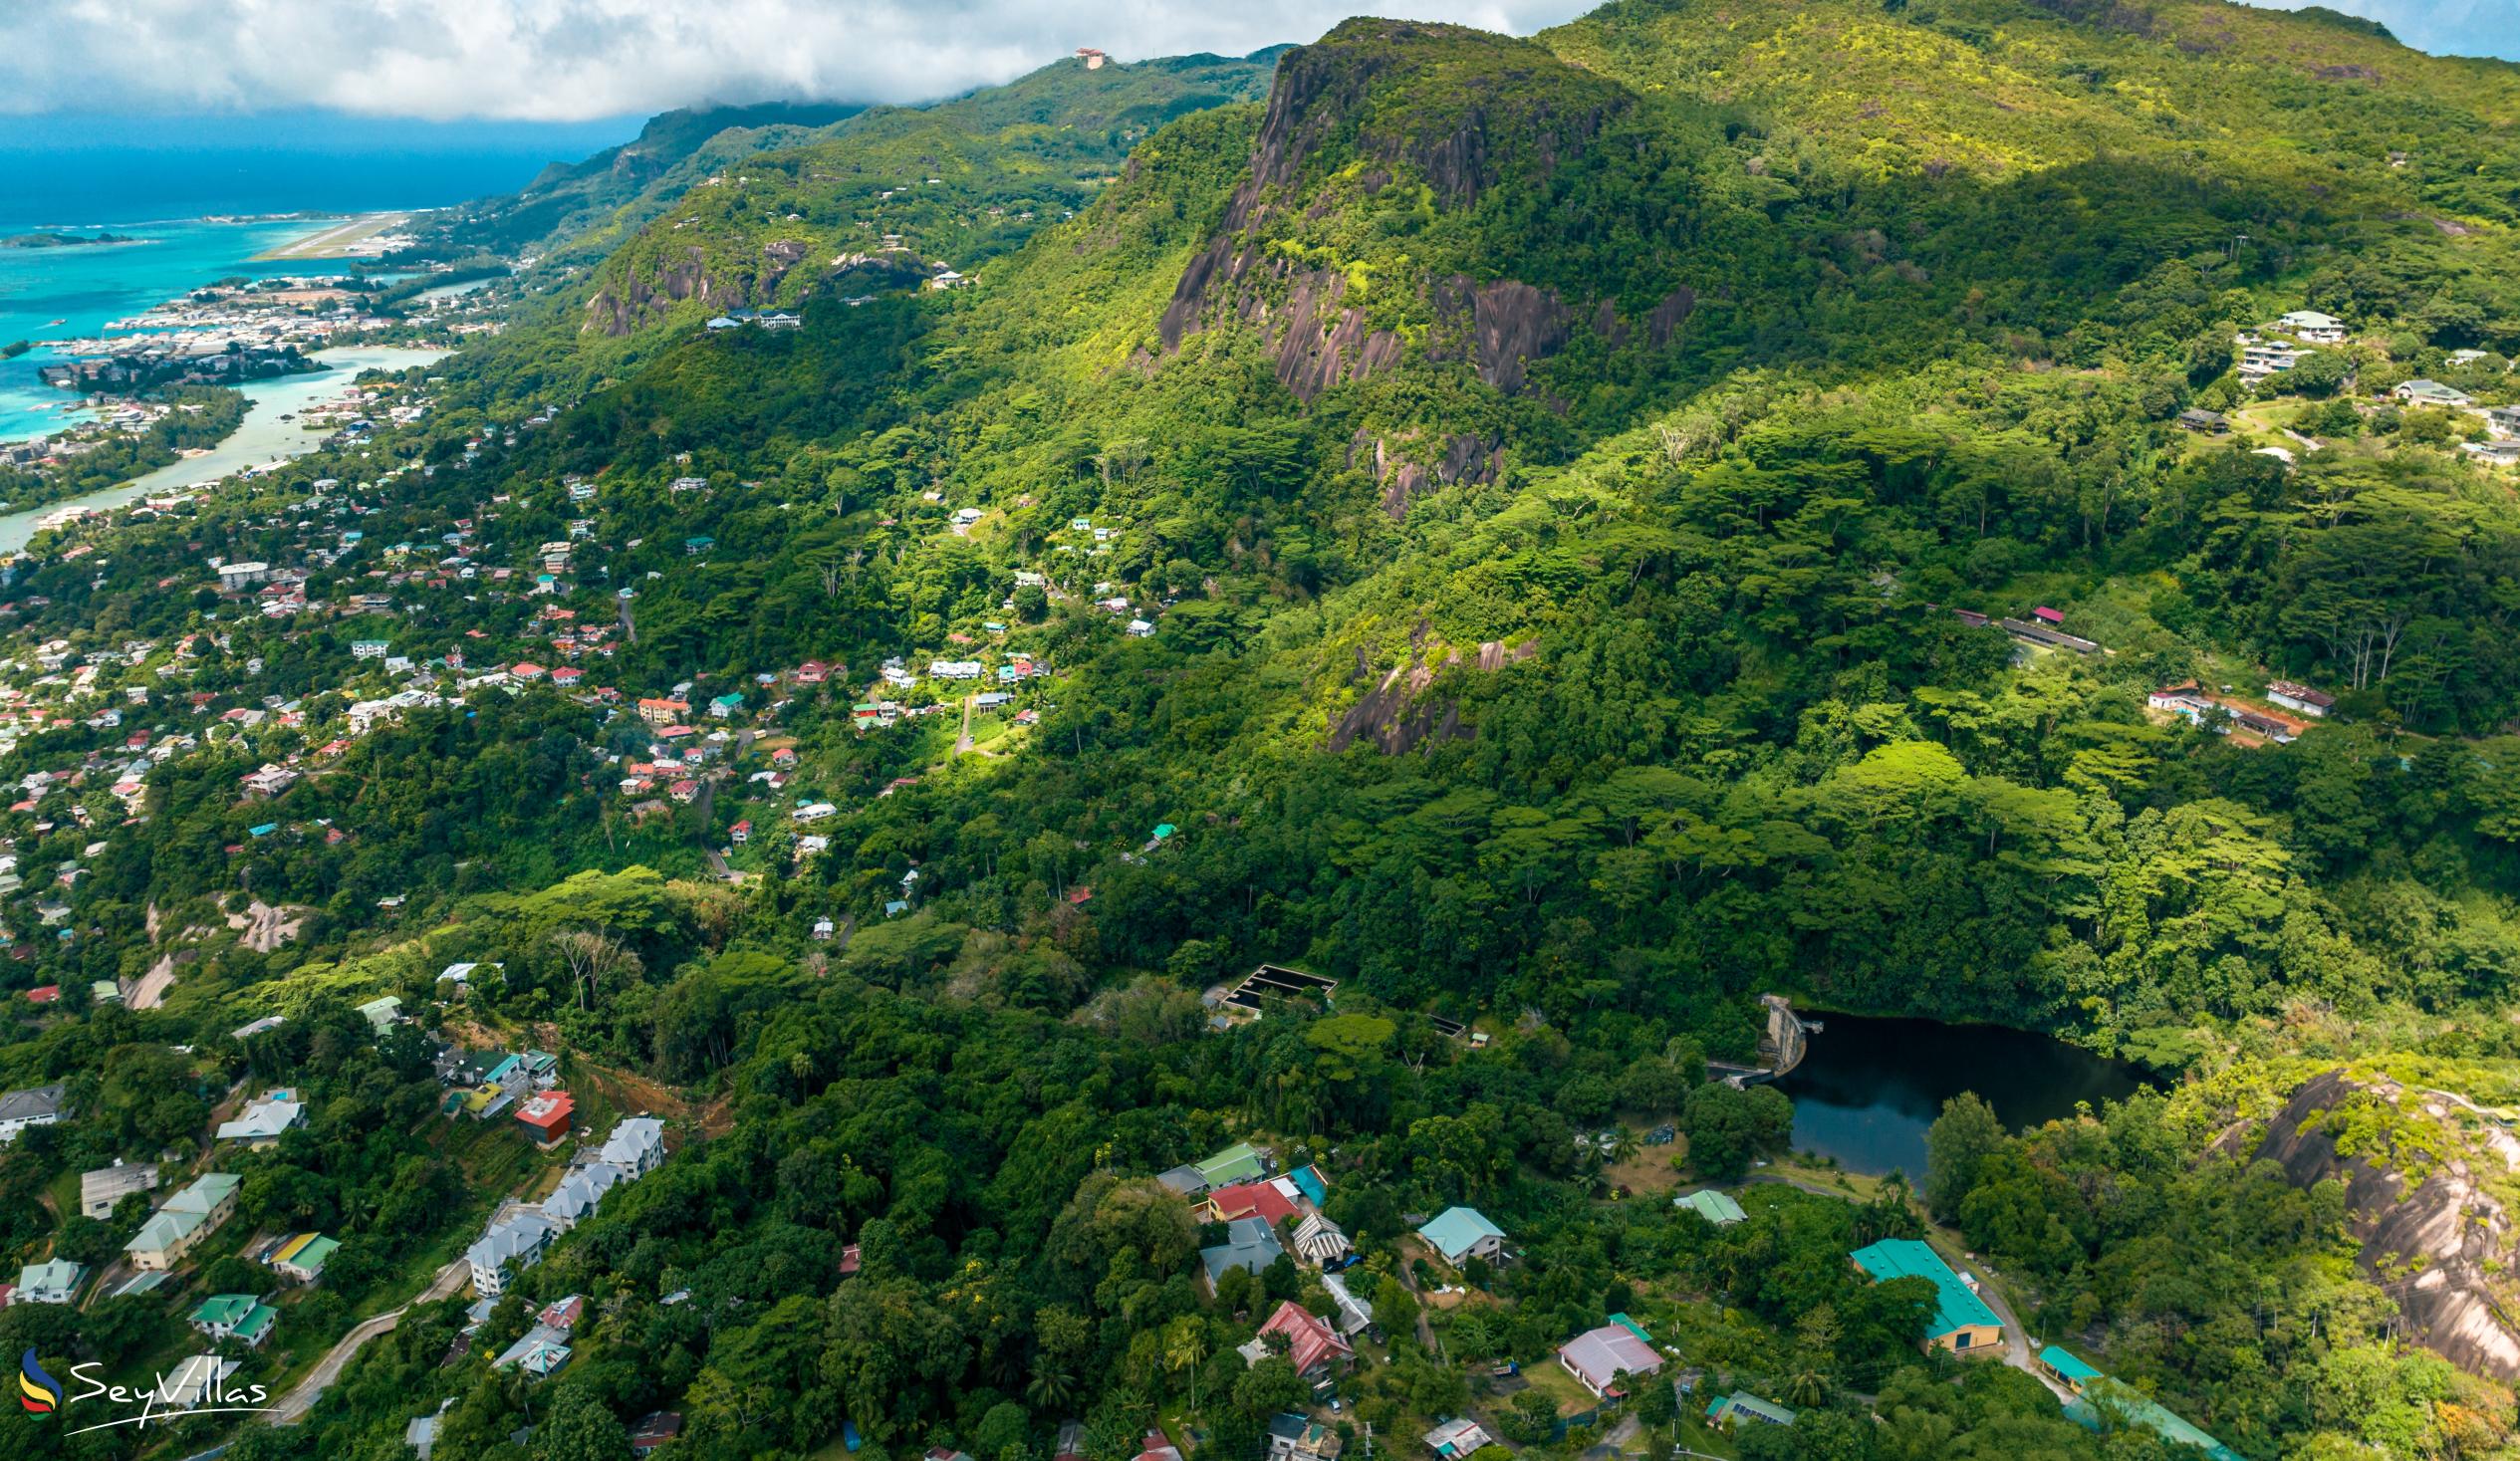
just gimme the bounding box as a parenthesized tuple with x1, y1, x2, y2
(1775, 1014, 2152, 1177)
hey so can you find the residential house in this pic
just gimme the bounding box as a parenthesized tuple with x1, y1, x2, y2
(1706, 1393, 1797, 1429)
(1423, 1419, 1493, 1458)
(1204, 1180, 1299, 1226)
(1559, 1318, 1663, 1398)
(2175, 408, 2227, 434)
(1674, 1189, 1747, 1226)
(158, 1355, 241, 1410)
(1319, 1272, 1374, 1338)
(1248, 1300, 1354, 1379)
(1194, 1141, 1270, 1187)
(216, 1092, 305, 1146)
(356, 994, 402, 1032)
(543, 1160, 630, 1228)
(0, 1081, 68, 1141)
(270, 1232, 340, 1284)
(1417, 1206, 1506, 1269)
(1266, 1415, 1342, 1461)
(630, 1412, 684, 1456)
(189, 1294, 279, 1347)
(80, 1160, 159, 1219)
(601, 1116, 668, 1176)
(1154, 1164, 1209, 1198)
(2276, 310, 2347, 344)
(1292, 1212, 1352, 1267)
(516, 1092, 575, 1147)
(127, 1172, 243, 1270)
(2394, 378, 2475, 406)
(14, 1258, 85, 1304)
(1199, 1216, 1285, 1291)
(1850, 1239, 2004, 1354)
(467, 1210, 558, 1297)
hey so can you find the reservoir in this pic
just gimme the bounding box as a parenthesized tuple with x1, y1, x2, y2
(1775, 1014, 2152, 1177)
(0, 344, 445, 555)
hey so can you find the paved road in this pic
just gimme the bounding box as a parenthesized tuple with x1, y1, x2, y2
(953, 693, 975, 757)
(266, 1259, 468, 1423)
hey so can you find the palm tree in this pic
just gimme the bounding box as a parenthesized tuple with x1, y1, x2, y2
(1164, 1320, 1211, 1413)
(1026, 1360, 1078, 1412)
(1782, 1366, 1828, 1409)
(1451, 1312, 1498, 1361)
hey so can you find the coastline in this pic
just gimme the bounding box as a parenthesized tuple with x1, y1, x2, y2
(251, 211, 412, 261)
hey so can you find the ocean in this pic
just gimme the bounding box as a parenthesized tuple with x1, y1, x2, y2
(0, 117, 641, 442)
(0, 217, 344, 442)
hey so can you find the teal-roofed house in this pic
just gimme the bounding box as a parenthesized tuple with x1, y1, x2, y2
(1417, 1206, 1506, 1269)
(1706, 1392, 1795, 1428)
(1850, 1238, 2003, 1355)
(2038, 1345, 2104, 1394)
(1674, 1189, 1746, 1226)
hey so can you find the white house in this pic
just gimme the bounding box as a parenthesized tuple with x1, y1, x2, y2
(0, 1082, 68, 1142)
(600, 1117, 668, 1177)
(2277, 310, 2347, 344)
(466, 1210, 558, 1297)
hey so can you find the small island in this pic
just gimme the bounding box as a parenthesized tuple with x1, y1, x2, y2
(1, 231, 137, 249)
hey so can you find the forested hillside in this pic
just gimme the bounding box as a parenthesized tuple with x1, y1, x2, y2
(8, 4, 2520, 1461)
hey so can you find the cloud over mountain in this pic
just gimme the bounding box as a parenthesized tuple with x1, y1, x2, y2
(0, 1, 1594, 121)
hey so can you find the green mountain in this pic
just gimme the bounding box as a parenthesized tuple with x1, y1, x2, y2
(8, 5, 2520, 1460)
(400, 101, 870, 262)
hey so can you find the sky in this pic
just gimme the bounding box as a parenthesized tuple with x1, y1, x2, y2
(0, 1, 2510, 126)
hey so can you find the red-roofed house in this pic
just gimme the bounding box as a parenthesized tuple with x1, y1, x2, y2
(1253, 1300, 1354, 1378)
(511, 662, 547, 681)
(516, 1092, 574, 1147)
(1205, 1181, 1299, 1225)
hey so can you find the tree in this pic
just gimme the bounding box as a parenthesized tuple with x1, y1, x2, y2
(1923, 1093, 2006, 1222)
(535, 1386, 631, 1461)
(1681, 1083, 1794, 1181)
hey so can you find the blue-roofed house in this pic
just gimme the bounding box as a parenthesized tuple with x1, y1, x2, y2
(1417, 1207, 1506, 1269)
(1850, 1239, 2003, 1355)
(1706, 1393, 1795, 1428)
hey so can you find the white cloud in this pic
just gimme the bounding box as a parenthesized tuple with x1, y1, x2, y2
(0, 1, 1598, 122)
(2248, 1, 2520, 60)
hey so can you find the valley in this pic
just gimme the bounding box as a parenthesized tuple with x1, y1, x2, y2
(4, 4, 2520, 1461)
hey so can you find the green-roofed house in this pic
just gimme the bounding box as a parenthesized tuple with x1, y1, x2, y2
(189, 1294, 278, 1347)
(1706, 1392, 1795, 1428)
(270, 1232, 340, 1284)
(1194, 1142, 1268, 1188)
(1850, 1239, 2004, 1355)
(1417, 1206, 1506, 1269)
(1674, 1189, 1746, 1226)
(2038, 1345, 2104, 1395)
(2067, 1377, 2242, 1461)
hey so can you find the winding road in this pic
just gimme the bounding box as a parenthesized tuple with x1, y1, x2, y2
(264, 1259, 469, 1424)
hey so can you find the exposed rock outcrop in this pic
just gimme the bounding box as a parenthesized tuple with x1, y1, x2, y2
(1326, 635, 1538, 753)
(582, 238, 816, 337)
(1349, 428, 1504, 519)
(2243, 1068, 2520, 1380)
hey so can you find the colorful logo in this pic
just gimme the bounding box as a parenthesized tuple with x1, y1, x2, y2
(19, 1348, 61, 1414)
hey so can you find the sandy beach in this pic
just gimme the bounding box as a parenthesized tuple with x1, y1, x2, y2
(252, 211, 410, 260)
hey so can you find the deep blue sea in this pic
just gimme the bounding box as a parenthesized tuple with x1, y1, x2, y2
(0, 115, 640, 441)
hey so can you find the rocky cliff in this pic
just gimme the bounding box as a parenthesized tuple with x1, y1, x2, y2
(2244, 1068, 2520, 1379)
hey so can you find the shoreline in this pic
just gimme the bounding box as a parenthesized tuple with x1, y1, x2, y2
(250, 211, 413, 261)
